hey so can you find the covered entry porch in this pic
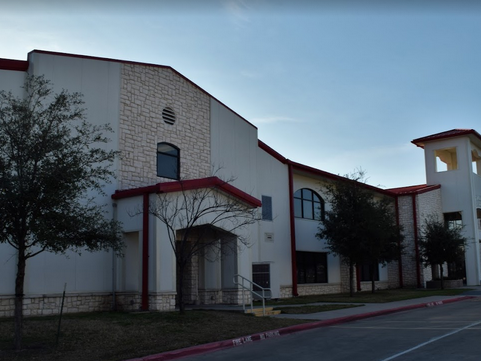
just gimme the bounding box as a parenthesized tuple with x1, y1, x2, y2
(176, 224, 241, 306)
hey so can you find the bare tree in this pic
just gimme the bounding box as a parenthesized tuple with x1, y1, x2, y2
(148, 176, 260, 314)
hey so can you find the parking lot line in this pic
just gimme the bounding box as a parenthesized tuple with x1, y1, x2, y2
(379, 319, 481, 361)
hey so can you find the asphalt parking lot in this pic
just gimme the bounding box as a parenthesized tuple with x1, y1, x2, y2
(179, 297, 481, 361)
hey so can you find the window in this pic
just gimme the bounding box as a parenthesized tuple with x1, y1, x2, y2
(157, 142, 179, 180)
(472, 149, 481, 175)
(252, 264, 270, 291)
(477, 209, 481, 229)
(261, 196, 273, 221)
(435, 147, 458, 172)
(359, 262, 379, 282)
(444, 212, 462, 229)
(296, 251, 328, 284)
(294, 188, 325, 221)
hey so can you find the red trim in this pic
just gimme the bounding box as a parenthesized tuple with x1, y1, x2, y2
(142, 193, 149, 311)
(0, 58, 28, 71)
(288, 164, 298, 296)
(112, 177, 261, 208)
(411, 194, 422, 288)
(258, 140, 397, 198)
(388, 184, 441, 195)
(412, 129, 481, 148)
(28, 50, 257, 130)
(288, 160, 395, 197)
(258, 140, 288, 163)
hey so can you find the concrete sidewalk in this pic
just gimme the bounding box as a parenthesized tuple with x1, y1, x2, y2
(271, 294, 475, 320)
(189, 288, 480, 321)
(129, 290, 478, 361)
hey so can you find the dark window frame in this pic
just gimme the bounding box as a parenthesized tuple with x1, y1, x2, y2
(261, 195, 273, 221)
(156, 142, 180, 180)
(252, 264, 270, 291)
(359, 262, 380, 282)
(444, 212, 462, 229)
(296, 251, 328, 284)
(294, 188, 325, 221)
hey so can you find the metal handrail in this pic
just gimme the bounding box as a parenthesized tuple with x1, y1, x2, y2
(233, 274, 271, 316)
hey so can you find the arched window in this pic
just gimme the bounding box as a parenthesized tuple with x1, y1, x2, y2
(157, 142, 179, 180)
(294, 188, 324, 221)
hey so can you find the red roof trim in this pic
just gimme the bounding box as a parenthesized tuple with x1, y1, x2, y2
(0, 58, 28, 72)
(387, 184, 441, 195)
(28, 50, 257, 130)
(258, 140, 287, 163)
(112, 176, 261, 208)
(287, 160, 395, 197)
(412, 129, 481, 148)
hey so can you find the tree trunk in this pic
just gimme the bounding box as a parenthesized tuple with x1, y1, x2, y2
(439, 263, 444, 290)
(370, 263, 376, 294)
(178, 262, 185, 315)
(349, 260, 354, 297)
(14, 246, 26, 350)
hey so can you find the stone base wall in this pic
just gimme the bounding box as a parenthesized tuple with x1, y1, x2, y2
(150, 292, 176, 311)
(0, 293, 112, 318)
(280, 283, 342, 298)
(198, 289, 223, 305)
(280, 286, 293, 298)
(426, 279, 463, 289)
(358, 281, 390, 292)
(0, 292, 178, 317)
(222, 289, 251, 305)
(297, 283, 342, 296)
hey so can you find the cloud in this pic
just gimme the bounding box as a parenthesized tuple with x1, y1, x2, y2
(222, 0, 251, 25)
(251, 116, 300, 125)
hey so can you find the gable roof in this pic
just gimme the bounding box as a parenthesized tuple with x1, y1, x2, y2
(412, 129, 481, 148)
(0, 49, 257, 130)
(112, 176, 262, 208)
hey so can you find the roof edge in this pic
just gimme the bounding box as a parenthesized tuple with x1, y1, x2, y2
(28, 49, 258, 130)
(387, 184, 441, 195)
(112, 176, 262, 208)
(412, 129, 481, 148)
(0, 58, 29, 72)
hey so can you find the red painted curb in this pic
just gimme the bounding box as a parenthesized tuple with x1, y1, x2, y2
(125, 296, 474, 361)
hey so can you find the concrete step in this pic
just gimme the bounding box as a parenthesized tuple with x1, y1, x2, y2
(245, 307, 281, 316)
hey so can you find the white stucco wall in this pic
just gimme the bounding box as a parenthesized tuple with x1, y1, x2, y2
(1, 53, 123, 296)
(210, 99, 258, 194)
(254, 147, 291, 298)
(424, 137, 481, 285)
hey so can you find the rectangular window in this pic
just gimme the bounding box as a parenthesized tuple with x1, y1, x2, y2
(296, 251, 328, 284)
(252, 264, 270, 292)
(360, 262, 379, 282)
(261, 196, 273, 221)
(444, 212, 462, 229)
(435, 147, 458, 172)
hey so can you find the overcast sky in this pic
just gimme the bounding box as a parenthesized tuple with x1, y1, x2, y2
(2, 0, 481, 189)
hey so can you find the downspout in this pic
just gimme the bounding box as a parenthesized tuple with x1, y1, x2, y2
(412, 194, 422, 288)
(395, 196, 404, 288)
(142, 193, 149, 311)
(288, 163, 298, 296)
(112, 202, 118, 311)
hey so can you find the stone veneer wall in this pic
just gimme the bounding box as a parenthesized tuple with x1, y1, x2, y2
(0, 292, 177, 317)
(119, 64, 211, 190)
(397, 189, 442, 287)
(0, 293, 112, 317)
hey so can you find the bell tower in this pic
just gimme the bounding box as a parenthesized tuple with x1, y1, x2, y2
(412, 129, 481, 285)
